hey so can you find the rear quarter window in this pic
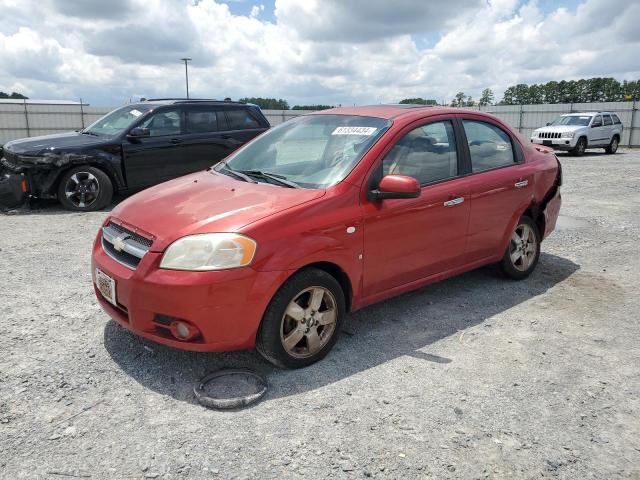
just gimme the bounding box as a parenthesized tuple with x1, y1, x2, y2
(612, 114, 622, 125)
(225, 108, 262, 130)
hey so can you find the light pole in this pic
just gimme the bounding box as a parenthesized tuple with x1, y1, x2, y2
(180, 58, 192, 99)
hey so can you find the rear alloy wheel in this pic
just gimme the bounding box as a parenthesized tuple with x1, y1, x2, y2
(57, 166, 113, 212)
(256, 268, 345, 368)
(499, 216, 541, 280)
(605, 136, 619, 154)
(572, 137, 587, 156)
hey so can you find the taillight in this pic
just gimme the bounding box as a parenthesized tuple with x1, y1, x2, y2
(20, 178, 28, 193)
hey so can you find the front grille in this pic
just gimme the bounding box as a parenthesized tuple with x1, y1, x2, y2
(101, 222, 152, 269)
(106, 222, 153, 248)
(540, 132, 561, 139)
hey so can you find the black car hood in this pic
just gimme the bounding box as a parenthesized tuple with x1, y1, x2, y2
(3, 131, 110, 156)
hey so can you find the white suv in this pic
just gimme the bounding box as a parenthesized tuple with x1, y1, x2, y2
(531, 112, 623, 155)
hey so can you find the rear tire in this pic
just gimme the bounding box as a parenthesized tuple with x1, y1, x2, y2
(571, 137, 587, 156)
(57, 166, 113, 212)
(499, 216, 541, 280)
(256, 268, 346, 369)
(605, 136, 619, 154)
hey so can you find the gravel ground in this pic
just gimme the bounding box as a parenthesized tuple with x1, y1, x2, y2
(1, 149, 639, 479)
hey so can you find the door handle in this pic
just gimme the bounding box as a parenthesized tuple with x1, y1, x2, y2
(443, 197, 464, 207)
(170, 138, 183, 144)
(514, 179, 529, 188)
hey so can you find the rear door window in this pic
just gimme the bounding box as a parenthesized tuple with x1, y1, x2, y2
(225, 108, 261, 130)
(603, 115, 613, 126)
(186, 107, 221, 133)
(462, 120, 515, 173)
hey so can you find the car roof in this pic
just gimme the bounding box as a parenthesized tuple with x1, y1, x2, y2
(562, 112, 614, 116)
(313, 104, 465, 120)
(140, 98, 252, 107)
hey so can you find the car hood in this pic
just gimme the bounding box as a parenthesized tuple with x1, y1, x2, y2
(535, 125, 585, 133)
(3, 131, 108, 156)
(109, 170, 326, 252)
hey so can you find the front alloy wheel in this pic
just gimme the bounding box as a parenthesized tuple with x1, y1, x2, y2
(280, 286, 338, 358)
(63, 171, 100, 209)
(57, 166, 113, 212)
(256, 268, 345, 368)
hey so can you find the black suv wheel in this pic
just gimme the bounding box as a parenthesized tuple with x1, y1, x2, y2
(57, 166, 113, 211)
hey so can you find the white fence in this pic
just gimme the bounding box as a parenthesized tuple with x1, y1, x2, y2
(1, 100, 638, 146)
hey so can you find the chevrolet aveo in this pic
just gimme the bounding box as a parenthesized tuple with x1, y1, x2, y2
(92, 105, 562, 368)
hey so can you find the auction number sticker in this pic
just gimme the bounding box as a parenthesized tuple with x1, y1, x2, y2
(129, 109, 143, 117)
(331, 126, 377, 136)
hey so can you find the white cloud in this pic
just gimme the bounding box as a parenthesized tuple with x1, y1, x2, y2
(0, 0, 638, 106)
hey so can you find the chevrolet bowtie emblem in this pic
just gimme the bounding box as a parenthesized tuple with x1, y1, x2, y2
(112, 234, 129, 252)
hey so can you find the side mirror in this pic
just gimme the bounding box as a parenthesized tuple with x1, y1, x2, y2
(127, 127, 150, 138)
(591, 123, 602, 128)
(546, 122, 551, 126)
(369, 174, 421, 201)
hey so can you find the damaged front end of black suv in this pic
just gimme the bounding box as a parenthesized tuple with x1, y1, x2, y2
(0, 135, 122, 211)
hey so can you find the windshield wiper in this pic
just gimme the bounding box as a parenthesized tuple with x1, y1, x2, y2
(238, 170, 300, 188)
(81, 130, 99, 136)
(213, 163, 257, 183)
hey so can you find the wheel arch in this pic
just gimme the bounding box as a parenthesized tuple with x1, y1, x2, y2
(291, 261, 354, 313)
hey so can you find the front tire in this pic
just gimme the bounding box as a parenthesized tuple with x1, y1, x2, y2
(499, 216, 541, 280)
(57, 166, 113, 212)
(571, 137, 587, 156)
(256, 268, 346, 369)
(605, 136, 619, 154)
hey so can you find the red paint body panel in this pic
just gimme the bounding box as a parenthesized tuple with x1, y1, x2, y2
(92, 105, 562, 352)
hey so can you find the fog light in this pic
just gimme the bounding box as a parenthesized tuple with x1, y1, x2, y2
(169, 320, 200, 341)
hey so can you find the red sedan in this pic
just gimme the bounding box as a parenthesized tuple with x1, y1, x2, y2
(92, 105, 562, 368)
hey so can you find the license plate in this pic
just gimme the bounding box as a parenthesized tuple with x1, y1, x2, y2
(543, 140, 552, 146)
(95, 268, 117, 306)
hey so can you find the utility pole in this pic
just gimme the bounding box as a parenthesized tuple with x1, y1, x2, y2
(180, 58, 192, 99)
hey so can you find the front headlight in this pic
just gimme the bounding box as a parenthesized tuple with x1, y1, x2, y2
(160, 233, 257, 271)
(562, 131, 575, 138)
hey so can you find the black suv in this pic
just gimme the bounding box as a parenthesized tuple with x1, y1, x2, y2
(0, 99, 270, 211)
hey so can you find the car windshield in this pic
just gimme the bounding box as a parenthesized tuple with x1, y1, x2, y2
(551, 115, 592, 126)
(215, 114, 391, 189)
(84, 105, 153, 136)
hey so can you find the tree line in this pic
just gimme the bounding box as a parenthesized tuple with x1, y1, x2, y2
(0, 91, 28, 99)
(398, 78, 640, 108)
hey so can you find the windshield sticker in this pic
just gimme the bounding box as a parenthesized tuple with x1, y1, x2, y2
(579, 116, 590, 120)
(331, 126, 377, 136)
(129, 109, 143, 117)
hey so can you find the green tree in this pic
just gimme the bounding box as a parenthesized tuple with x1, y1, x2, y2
(450, 91, 467, 107)
(478, 88, 494, 106)
(0, 91, 28, 99)
(399, 98, 438, 105)
(238, 97, 289, 109)
(291, 105, 334, 110)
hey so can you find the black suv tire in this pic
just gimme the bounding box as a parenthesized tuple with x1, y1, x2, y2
(57, 166, 113, 212)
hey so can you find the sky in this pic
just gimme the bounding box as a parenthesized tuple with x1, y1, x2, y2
(0, 0, 638, 107)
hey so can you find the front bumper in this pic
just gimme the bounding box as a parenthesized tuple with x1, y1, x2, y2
(530, 137, 576, 151)
(0, 165, 28, 209)
(91, 231, 292, 352)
